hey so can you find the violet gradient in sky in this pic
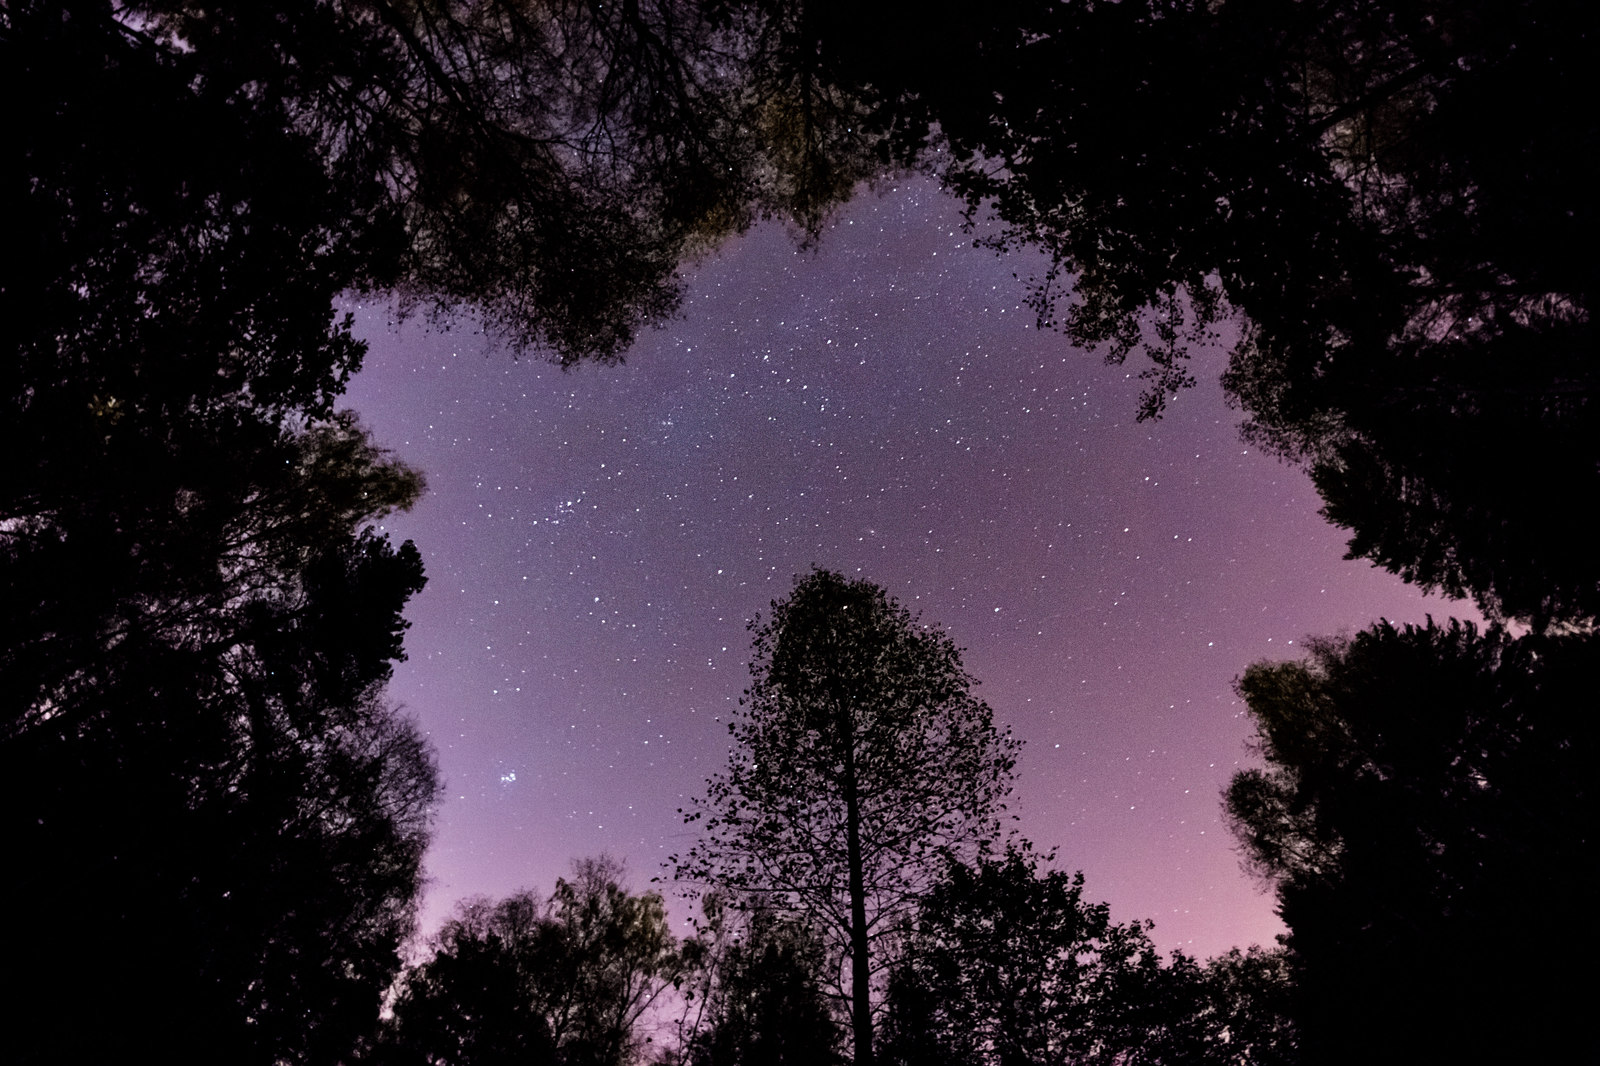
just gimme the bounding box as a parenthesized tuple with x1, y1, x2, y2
(344, 177, 1468, 960)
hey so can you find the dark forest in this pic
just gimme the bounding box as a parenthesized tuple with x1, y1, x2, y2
(4, 1, 1594, 1063)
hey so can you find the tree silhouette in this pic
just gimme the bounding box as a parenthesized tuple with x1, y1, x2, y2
(386, 859, 691, 1066)
(880, 843, 1297, 1066)
(880, 0, 1599, 624)
(718, 0, 1595, 624)
(2, 533, 439, 1064)
(673, 569, 1020, 1066)
(1226, 621, 1596, 1065)
(3, 0, 887, 375)
(17, 1, 1593, 624)
(1, 405, 439, 1064)
(880, 843, 1155, 1066)
(677, 897, 842, 1066)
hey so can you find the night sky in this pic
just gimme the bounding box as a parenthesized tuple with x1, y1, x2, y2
(345, 176, 1468, 960)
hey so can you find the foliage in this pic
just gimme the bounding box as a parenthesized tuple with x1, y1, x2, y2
(385, 859, 692, 1066)
(3, 6, 460, 1061)
(880, 843, 1152, 1066)
(1, 0, 392, 443)
(675, 896, 843, 1066)
(880, 844, 1296, 1066)
(4, 28, 442, 1041)
(1, 449, 439, 1064)
(1226, 621, 1597, 1065)
(722, 0, 1597, 623)
(4, 0, 890, 375)
(382, 900, 562, 1066)
(15, 0, 1594, 625)
(889, 0, 1598, 623)
(1128, 947, 1299, 1066)
(674, 569, 1020, 1065)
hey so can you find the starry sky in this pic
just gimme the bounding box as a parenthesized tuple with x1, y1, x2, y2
(344, 176, 1468, 960)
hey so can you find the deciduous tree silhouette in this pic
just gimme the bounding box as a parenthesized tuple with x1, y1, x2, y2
(1226, 621, 1596, 1065)
(677, 897, 842, 1066)
(1, 398, 439, 1064)
(3, 0, 885, 376)
(673, 569, 1020, 1066)
(882, 0, 1598, 624)
(880, 843, 1155, 1066)
(385, 858, 691, 1066)
(880, 843, 1297, 1066)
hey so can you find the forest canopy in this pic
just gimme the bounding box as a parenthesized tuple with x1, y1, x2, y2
(4, 0, 1592, 1061)
(14, 0, 1590, 622)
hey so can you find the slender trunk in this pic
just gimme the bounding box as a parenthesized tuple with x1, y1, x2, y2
(840, 706, 873, 1066)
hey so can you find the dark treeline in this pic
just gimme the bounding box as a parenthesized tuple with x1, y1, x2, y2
(5, 0, 1593, 1062)
(381, 853, 1297, 1066)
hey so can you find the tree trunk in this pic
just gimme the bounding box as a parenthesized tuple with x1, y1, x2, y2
(840, 704, 873, 1066)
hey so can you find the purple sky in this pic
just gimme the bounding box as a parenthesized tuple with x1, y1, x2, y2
(345, 177, 1468, 960)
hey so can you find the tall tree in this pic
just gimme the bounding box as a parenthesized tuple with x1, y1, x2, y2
(1, 409, 440, 1065)
(673, 569, 1020, 1066)
(1225, 621, 1597, 1065)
